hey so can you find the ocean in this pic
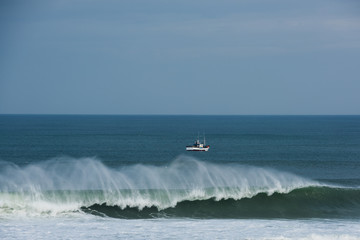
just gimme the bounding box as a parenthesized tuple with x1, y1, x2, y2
(0, 115, 359, 239)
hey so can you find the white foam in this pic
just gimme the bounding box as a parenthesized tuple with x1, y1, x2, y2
(0, 218, 359, 240)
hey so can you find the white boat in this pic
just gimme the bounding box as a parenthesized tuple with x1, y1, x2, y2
(186, 136, 210, 151)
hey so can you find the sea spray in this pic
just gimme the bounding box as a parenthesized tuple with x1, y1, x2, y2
(0, 156, 321, 217)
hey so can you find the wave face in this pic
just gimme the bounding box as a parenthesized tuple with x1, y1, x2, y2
(1, 156, 359, 219)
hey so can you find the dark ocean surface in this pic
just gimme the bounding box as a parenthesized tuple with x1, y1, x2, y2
(0, 115, 360, 240)
(1, 115, 360, 239)
(1, 115, 359, 182)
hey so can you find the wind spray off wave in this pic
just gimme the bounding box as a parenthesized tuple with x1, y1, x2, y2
(2, 156, 358, 219)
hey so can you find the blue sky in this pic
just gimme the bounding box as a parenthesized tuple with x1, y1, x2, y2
(0, 0, 359, 114)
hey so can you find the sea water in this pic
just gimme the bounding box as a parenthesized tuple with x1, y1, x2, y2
(0, 115, 359, 239)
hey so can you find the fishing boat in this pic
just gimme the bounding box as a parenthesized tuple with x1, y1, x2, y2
(186, 136, 210, 151)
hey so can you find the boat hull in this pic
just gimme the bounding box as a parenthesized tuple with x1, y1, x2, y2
(186, 146, 209, 151)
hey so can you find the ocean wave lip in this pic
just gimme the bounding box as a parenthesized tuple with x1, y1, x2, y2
(1, 156, 359, 219)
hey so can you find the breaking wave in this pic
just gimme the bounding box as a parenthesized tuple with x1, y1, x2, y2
(1, 156, 359, 219)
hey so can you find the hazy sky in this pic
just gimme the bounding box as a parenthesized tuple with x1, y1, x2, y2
(1, 0, 359, 114)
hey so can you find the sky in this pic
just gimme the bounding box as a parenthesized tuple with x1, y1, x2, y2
(0, 0, 359, 115)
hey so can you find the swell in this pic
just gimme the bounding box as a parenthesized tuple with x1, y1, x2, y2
(2, 156, 359, 219)
(2, 186, 359, 219)
(79, 187, 360, 219)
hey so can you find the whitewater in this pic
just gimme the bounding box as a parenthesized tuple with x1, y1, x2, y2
(2, 217, 360, 240)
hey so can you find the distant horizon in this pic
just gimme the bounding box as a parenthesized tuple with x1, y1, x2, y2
(1, 113, 359, 116)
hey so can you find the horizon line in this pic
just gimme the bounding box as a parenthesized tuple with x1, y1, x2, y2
(0, 113, 359, 117)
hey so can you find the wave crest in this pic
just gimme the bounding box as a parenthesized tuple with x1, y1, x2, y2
(0, 156, 319, 216)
